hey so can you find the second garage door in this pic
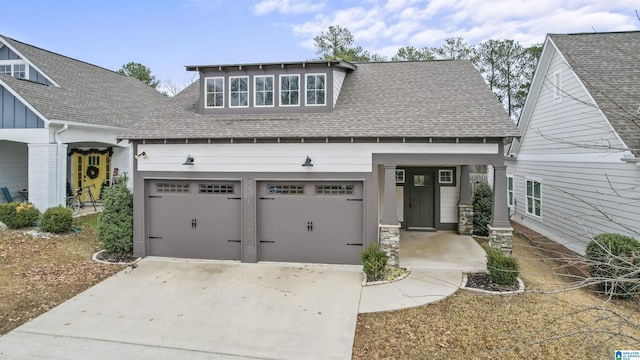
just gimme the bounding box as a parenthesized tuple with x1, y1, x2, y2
(257, 181, 364, 264)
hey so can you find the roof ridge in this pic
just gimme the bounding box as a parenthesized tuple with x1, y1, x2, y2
(1, 35, 124, 77)
(549, 30, 640, 36)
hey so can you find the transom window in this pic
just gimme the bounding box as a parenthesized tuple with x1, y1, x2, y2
(507, 175, 514, 207)
(267, 184, 304, 195)
(0, 61, 27, 79)
(199, 184, 234, 194)
(254, 75, 274, 107)
(526, 179, 541, 217)
(205, 77, 224, 108)
(0, 65, 10, 76)
(157, 183, 190, 193)
(395, 169, 405, 184)
(315, 184, 354, 195)
(306, 74, 326, 105)
(229, 76, 249, 107)
(280, 74, 300, 106)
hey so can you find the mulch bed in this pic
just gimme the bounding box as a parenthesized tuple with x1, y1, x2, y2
(95, 251, 138, 264)
(465, 272, 520, 292)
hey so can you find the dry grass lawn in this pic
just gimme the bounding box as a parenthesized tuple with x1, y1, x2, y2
(353, 234, 640, 359)
(0, 214, 126, 335)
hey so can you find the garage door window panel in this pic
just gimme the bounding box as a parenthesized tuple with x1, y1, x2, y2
(156, 183, 190, 193)
(200, 184, 235, 194)
(315, 184, 354, 195)
(267, 184, 305, 195)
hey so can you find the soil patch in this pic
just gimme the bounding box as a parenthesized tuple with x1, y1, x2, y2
(465, 272, 520, 292)
(95, 251, 138, 264)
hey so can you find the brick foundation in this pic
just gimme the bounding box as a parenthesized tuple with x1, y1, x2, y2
(458, 204, 473, 235)
(488, 225, 513, 256)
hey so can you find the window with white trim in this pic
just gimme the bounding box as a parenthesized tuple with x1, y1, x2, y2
(507, 175, 514, 207)
(229, 76, 249, 107)
(254, 75, 274, 107)
(526, 179, 541, 217)
(553, 70, 562, 100)
(439, 169, 454, 184)
(280, 74, 299, 106)
(305, 73, 326, 105)
(0, 61, 27, 79)
(205, 77, 224, 108)
(395, 169, 405, 184)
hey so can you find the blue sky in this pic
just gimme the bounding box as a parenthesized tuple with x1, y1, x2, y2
(3, 0, 638, 92)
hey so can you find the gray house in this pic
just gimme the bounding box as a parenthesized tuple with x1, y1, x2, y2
(506, 31, 640, 254)
(122, 60, 519, 265)
(0, 35, 166, 211)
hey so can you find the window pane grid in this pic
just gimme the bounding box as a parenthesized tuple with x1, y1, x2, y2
(157, 183, 190, 193)
(267, 184, 304, 195)
(280, 75, 299, 106)
(199, 184, 234, 194)
(255, 76, 274, 106)
(205, 78, 224, 107)
(526, 180, 541, 216)
(315, 185, 354, 195)
(306, 74, 326, 105)
(230, 77, 249, 107)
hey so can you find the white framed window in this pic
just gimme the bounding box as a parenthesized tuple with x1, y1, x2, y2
(553, 70, 562, 100)
(280, 74, 300, 106)
(229, 76, 249, 108)
(0, 60, 28, 79)
(254, 75, 274, 107)
(395, 169, 405, 184)
(439, 169, 454, 184)
(507, 175, 514, 207)
(205, 77, 224, 108)
(305, 73, 326, 106)
(526, 179, 541, 217)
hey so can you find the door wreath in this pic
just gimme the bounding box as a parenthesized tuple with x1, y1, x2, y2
(86, 165, 100, 179)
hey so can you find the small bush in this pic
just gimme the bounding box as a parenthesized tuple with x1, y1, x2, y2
(0, 202, 40, 229)
(97, 177, 133, 254)
(585, 233, 640, 298)
(41, 206, 73, 233)
(486, 247, 520, 285)
(473, 182, 493, 236)
(362, 243, 388, 282)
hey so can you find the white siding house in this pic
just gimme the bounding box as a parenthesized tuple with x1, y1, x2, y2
(506, 31, 640, 255)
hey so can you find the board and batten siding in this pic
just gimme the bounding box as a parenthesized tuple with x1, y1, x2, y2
(0, 140, 28, 203)
(506, 159, 640, 255)
(136, 143, 498, 173)
(1, 85, 45, 128)
(518, 46, 626, 157)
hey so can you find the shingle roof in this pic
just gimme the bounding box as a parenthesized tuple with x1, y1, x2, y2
(0, 35, 167, 128)
(550, 31, 640, 154)
(122, 60, 519, 139)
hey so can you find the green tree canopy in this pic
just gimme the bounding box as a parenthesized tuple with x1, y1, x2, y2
(431, 37, 475, 60)
(117, 62, 160, 89)
(392, 46, 435, 61)
(313, 25, 376, 62)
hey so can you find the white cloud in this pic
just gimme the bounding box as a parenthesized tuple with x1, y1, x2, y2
(252, 0, 325, 15)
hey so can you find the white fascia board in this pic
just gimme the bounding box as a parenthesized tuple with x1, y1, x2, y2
(0, 78, 50, 126)
(0, 37, 61, 88)
(48, 119, 127, 131)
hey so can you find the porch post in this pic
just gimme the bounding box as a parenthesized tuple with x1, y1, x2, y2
(379, 165, 400, 267)
(458, 165, 474, 235)
(489, 164, 513, 255)
(28, 143, 66, 212)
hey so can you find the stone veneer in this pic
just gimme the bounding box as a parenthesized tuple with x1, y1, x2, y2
(458, 204, 474, 235)
(488, 225, 513, 256)
(379, 224, 400, 267)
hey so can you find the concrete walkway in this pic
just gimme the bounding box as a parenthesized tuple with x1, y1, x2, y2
(359, 231, 486, 313)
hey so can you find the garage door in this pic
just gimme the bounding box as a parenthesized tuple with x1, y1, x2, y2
(258, 181, 363, 264)
(146, 180, 241, 260)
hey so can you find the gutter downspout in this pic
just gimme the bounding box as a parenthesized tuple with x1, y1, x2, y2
(54, 124, 69, 206)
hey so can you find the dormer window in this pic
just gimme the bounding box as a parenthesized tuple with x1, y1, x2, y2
(280, 74, 300, 106)
(254, 75, 274, 107)
(306, 74, 326, 106)
(205, 77, 224, 108)
(229, 76, 249, 107)
(0, 61, 27, 79)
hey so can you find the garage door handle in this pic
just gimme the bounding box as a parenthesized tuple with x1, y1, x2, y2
(148, 195, 161, 198)
(346, 198, 363, 201)
(149, 236, 162, 239)
(260, 240, 275, 244)
(347, 243, 363, 246)
(227, 240, 241, 243)
(259, 197, 274, 200)
(227, 197, 241, 200)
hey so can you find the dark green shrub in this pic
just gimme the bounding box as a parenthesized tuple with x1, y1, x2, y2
(41, 206, 73, 233)
(585, 233, 640, 298)
(0, 202, 41, 229)
(362, 243, 388, 281)
(473, 182, 493, 236)
(486, 247, 520, 285)
(99, 180, 110, 200)
(97, 177, 133, 254)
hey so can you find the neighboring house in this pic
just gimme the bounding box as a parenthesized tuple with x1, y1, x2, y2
(0, 35, 167, 211)
(121, 59, 519, 265)
(506, 31, 640, 255)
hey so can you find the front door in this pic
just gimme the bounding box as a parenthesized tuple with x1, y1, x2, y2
(72, 151, 109, 200)
(406, 169, 435, 230)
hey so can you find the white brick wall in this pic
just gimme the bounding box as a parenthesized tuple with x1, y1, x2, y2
(27, 143, 67, 212)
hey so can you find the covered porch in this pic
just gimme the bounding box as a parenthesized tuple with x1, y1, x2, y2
(399, 230, 486, 272)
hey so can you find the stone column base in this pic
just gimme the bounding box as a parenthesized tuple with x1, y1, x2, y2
(488, 225, 514, 256)
(379, 224, 400, 268)
(458, 204, 473, 235)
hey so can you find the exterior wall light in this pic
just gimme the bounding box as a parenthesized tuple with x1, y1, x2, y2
(302, 156, 313, 167)
(182, 155, 195, 165)
(135, 151, 147, 160)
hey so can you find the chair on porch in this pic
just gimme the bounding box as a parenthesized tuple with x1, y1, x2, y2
(1, 187, 26, 203)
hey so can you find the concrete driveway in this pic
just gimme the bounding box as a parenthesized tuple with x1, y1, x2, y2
(0, 258, 363, 360)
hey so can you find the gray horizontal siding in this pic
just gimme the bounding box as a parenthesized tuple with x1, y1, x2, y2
(506, 158, 640, 254)
(1, 85, 44, 128)
(519, 50, 625, 155)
